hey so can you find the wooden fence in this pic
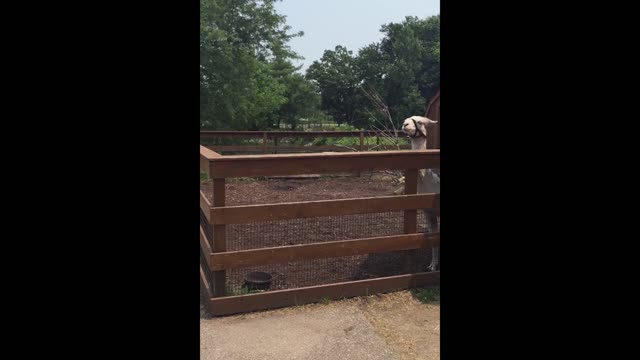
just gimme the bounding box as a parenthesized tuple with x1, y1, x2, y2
(200, 130, 413, 154)
(200, 145, 440, 316)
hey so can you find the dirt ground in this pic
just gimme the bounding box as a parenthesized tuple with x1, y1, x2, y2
(200, 290, 440, 360)
(200, 172, 403, 205)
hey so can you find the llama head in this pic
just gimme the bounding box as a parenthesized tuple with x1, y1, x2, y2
(402, 116, 438, 138)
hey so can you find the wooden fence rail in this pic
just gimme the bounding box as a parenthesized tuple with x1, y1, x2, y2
(202, 150, 440, 178)
(209, 272, 439, 316)
(208, 233, 440, 271)
(208, 193, 439, 224)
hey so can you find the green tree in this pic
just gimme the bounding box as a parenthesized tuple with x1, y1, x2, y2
(200, 0, 305, 130)
(274, 73, 320, 130)
(306, 46, 368, 127)
(306, 15, 440, 129)
(378, 15, 440, 120)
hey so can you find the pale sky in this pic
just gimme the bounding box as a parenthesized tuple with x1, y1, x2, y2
(274, 0, 440, 73)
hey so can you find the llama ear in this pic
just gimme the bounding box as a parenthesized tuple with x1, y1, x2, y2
(411, 116, 438, 126)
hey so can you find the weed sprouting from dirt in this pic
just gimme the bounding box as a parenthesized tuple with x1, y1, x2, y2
(410, 285, 440, 304)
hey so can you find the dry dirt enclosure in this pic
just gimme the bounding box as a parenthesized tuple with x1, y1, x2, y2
(201, 172, 434, 299)
(201, 172, 402, 205)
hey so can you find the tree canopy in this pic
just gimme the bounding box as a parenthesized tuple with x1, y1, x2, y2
(200, 0, 439, 131)
(306, 15, 440, 128)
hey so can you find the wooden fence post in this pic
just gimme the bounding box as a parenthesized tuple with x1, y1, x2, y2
(212, 178, 227, 297)
(357, 131, 365, 177)
(262, 132, 268, 154)
(403, 169, 418, 233)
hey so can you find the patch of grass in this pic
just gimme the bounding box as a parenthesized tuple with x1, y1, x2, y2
(410, 285, 440, 304)
(320, 297, 332, 305)
(234, 176, 267, 182)
(225, 285, 265, 296)
(200, 170, 209, 181)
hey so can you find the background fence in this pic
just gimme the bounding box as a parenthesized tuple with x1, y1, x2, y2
(200, 130, 414, 155)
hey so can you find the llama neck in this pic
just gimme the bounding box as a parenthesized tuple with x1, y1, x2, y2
(410, 136, 438, 194)
(411, 136, 428, 184)
(410, 137, 427, 150)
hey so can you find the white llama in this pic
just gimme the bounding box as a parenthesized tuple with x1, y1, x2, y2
(402, 116, 440, 271)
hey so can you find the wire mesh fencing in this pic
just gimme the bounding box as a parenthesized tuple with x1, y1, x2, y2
(223, 211, 433, 295)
